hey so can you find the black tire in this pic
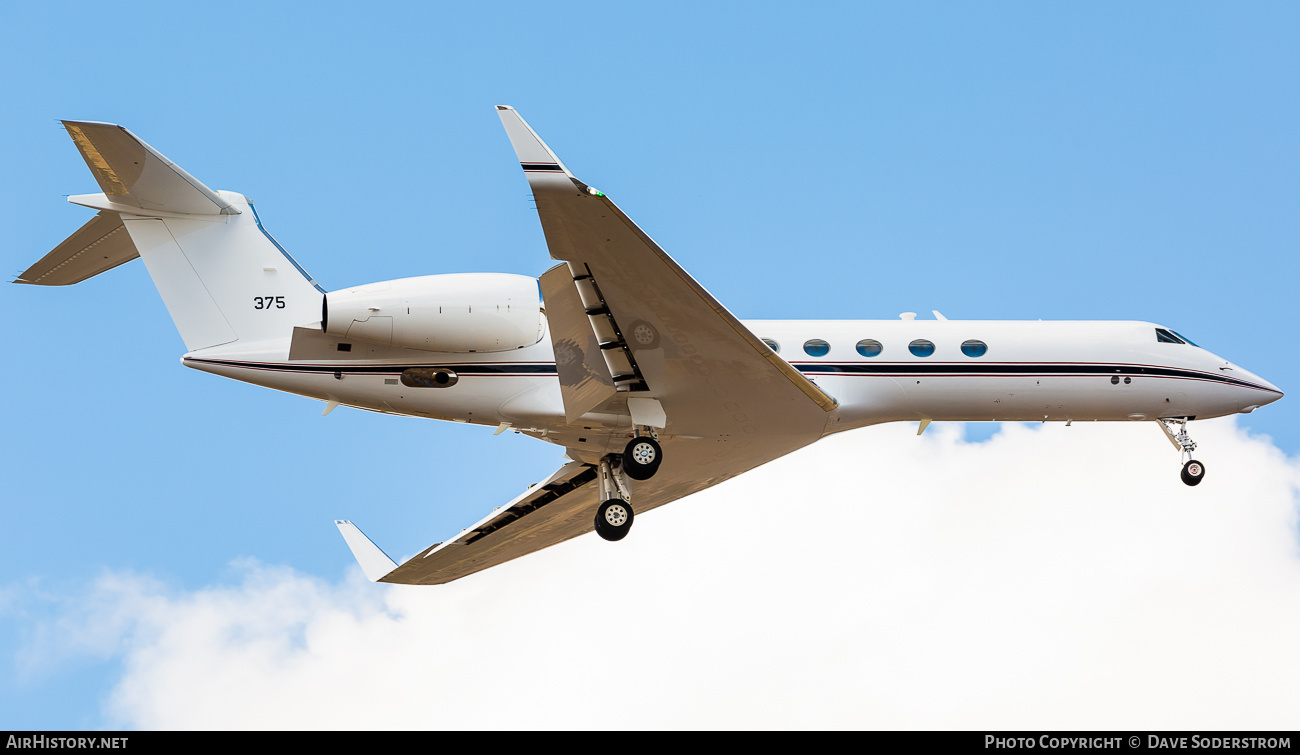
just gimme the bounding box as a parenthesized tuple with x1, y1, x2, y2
(594, 499, 634, 541)
(1181, 459, 1206, 487)
(622, 436, 662, 481)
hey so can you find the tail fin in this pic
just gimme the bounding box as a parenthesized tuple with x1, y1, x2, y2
(23, 121, 324, 352)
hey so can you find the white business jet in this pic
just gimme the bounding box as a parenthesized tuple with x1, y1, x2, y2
(20, 108, 1282, 585)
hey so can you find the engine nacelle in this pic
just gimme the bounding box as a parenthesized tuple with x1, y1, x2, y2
(322, 273, 543, 353)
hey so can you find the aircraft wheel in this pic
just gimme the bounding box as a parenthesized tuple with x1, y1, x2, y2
(594, 499, 634, 541)
(1181, 459, 1206, 487)
(622, 436, 662, 481)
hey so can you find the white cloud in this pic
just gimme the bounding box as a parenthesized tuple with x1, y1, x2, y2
(34, 419, 1300, 729)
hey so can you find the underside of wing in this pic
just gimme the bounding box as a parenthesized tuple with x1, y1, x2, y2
(342, 438, 790, 585)
(343, 462, 599, 585)
(499, 106, 835, 454)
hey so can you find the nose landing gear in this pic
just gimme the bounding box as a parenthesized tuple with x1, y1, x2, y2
(1158, 418, 1206, 487)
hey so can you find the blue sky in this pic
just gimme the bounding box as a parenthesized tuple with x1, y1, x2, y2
(3, 2, 1300, 729)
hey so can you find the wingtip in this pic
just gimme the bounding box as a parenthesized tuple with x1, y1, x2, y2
(335, 520, 399, 582)
(60, 119, 122, 129)
(496, 107, 573, 174)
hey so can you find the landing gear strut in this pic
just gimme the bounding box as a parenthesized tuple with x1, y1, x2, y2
(1158, 418, 1206, 487)
(594, 454, 635, 541)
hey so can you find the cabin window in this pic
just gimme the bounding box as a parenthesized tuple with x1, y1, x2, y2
(1155, 328, 1185, 344)
(960, 340, 987, 357)
(803, 339, 830, 357)
(762, 338, 781, 353)
(856, 339, 883, 357)
(908, 339, 935, 357)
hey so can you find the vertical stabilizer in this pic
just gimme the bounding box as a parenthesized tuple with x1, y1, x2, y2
(118, 193, 324, 351)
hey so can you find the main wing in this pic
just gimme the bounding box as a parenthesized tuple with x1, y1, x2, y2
(339, 462, 599, 585)
(338, 108, 837, 585)
(498, 106, 837, 427)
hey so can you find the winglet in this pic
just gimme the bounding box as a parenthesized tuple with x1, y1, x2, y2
(495, 106, 577, 178)
(335, 520, 399, 582)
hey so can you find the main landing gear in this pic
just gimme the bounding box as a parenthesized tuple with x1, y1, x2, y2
(1158, 418, 1206, 487)
(595, 454, 634, 541)
(622, 433, 662, 481)
(594, 433, 664, 542)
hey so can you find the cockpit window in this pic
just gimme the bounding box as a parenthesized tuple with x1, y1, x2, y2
(1155, 328, 1187, 345)
(1172, 330, 1199, 347)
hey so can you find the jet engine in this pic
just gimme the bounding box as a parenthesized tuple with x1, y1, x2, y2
(322, 273, 543, 353)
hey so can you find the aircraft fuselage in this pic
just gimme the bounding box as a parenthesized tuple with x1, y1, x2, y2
(182, 312, 1281, 462)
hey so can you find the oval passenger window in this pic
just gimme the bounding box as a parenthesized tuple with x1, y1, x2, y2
(908, 339, 935, 357)
(803, 339, 830, 357)
(856, 339, 883, 357)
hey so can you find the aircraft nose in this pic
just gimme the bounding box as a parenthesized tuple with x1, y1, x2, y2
(1232, 365, 1283, 413)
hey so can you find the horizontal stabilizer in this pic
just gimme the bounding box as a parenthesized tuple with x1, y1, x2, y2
(16, 211, 138, 285)
(335, 520, 399, 582)
(61, 121, 239, 216)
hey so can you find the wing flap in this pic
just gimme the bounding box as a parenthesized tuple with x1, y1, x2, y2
(15, 211, 138, 286)
(539, 263, 618, 422)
